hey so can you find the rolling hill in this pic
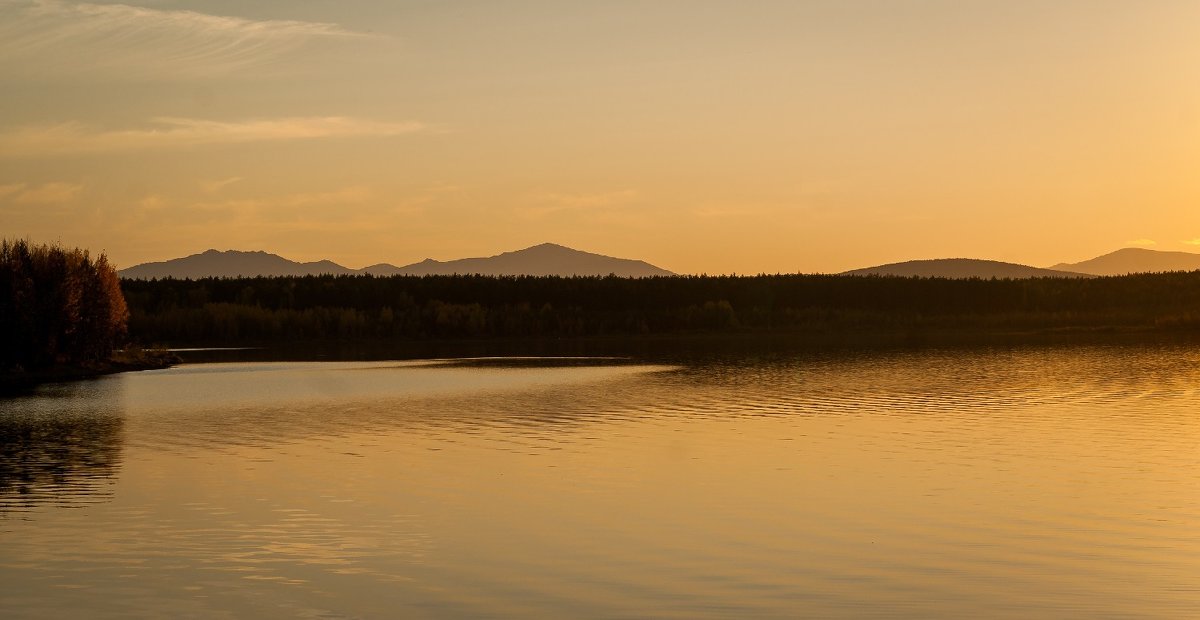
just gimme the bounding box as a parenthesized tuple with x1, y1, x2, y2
(842, 258, 1089, 279)
(1050, 248, 1200, 276)
(118, 249, 357, 279)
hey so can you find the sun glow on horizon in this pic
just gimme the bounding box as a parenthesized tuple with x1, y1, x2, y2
(2, 1, 1199, 274)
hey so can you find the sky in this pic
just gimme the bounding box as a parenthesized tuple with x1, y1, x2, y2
(2, 0, 1199, 274)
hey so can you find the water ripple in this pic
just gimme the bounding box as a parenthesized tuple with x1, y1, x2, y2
(1, 346, 1199, 617)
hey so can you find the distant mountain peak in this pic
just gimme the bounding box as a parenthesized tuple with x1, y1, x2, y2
(199, 248, 267, 256)
(843, 258, 1089, 279)
(119, 249, 355, 279)
(371, 242, 673, 277)
(1050, 247, 1200, 276)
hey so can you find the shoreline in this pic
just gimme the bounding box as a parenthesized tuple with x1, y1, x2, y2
(5, 327, 1198, 390)
(0, 350, 181, 393)
(158, 325, 1200, 363)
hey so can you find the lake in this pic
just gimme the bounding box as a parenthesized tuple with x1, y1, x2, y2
(2, 345, 1199, 618)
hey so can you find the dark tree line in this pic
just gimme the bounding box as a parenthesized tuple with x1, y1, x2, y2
(1, 240, 128, 371)
(120, 271, 1200, 345)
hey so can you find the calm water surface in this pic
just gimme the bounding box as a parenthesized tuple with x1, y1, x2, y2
(2, 346, 1199, 618)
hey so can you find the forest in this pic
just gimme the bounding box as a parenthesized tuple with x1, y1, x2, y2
(1, 240, 128, 371)
(121, 270, 1200, 346)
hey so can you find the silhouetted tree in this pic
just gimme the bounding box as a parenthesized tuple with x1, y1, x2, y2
(1, 240, 129, 370)
(119, 269, 1200, 345)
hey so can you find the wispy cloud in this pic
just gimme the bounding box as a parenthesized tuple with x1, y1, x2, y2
(138, 194, 166, 210)
(124, 185, 385, 235)
(0, 1, 367, 78)
(518, 190, 640, 219)
(0, 181, 82, 203)
(693, 206, 752, 219)
(180, 186, 374, 217)
(1183, 239, 1200, 246)
(273, 186, 374, 208)
(1126, 238, 1157, 247)
(201, 176, 244, 193)
(0, 116, 425, 157)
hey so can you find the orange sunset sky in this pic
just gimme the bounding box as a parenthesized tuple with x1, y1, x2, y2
(2, 1, 1199, 274)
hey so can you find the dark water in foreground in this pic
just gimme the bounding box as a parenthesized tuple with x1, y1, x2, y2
(1, 346, 1198, 618)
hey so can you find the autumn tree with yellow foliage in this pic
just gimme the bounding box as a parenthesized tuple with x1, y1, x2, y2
(1, 240, 128, 371)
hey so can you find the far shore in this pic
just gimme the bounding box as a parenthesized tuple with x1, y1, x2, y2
(154, 325, 1200, 363)
(6, 326, 1199, 392)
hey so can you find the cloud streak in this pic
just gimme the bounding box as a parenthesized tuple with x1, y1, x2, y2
(518, 190, 640, 219)
(0, 1, 366, 78)
(0, 181, 82, 203)
(201, 176, 245, 194)
(0, 116, 425, 157)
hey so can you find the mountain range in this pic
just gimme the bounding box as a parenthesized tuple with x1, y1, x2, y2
(119, 244, 1200, 280)
(844, 248, 1200, 279)
(118, 243, 675, 279)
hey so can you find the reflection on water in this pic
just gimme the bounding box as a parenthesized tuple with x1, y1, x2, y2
(1, 346, 1199, 618)
(0, 381, 124, 511)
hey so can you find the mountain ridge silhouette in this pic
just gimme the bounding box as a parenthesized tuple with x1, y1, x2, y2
(118, 243, 675, 279)
(841, 258, 1089, 279)
(1050, 247, 1200, 276)
(120, 246, 1200, 280)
